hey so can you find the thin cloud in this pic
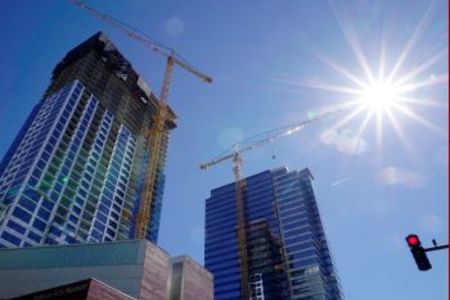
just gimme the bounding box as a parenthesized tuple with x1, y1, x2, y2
(165, 17, 184, 37)
(377, 166, 426, 189)
(387, 234, 407, 253)
(331, 177, 352, 187)
(320, 128, 367, 155)
(419, 214, 443, 234)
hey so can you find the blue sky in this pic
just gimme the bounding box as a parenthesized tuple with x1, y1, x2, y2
(0, 1, 447, 299)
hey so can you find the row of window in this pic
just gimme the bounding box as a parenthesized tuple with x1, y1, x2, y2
(0, 82, 74, 185)
(43, 96, 116, 241)
(0, 82, 83, 247)
(69, 109, 115, 238)
(282, 219, 311, 233)
(37, 90, 96, 240)
(90, 126, 135, 241)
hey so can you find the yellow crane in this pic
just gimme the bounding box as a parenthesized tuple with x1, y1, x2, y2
(72, 0, 212, 239)
(200, 108, 343, 299)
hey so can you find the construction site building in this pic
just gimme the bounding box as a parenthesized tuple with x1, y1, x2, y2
(0, 32, 175, 248)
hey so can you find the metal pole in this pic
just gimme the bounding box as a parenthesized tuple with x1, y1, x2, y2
(424, 244, 449, 252)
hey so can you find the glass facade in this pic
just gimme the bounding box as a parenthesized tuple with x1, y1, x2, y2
(205, 167, 343, 300)
(0, 81, 143, 247)
(0, 32, 176, 248)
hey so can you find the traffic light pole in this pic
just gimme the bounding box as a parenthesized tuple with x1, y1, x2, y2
(405, 234, 448, 271)
(424, 244, 449, 252)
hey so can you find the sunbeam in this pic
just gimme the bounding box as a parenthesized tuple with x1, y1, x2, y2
(312, 50, 369, 88)
(397, 96, 445, 108)
(329, 105, 365, 132)
(329, 0, 376, 84)
(271, 0, 446, 165)
(386, 3, 436, 84)
(395, 50, 446, 86)
(392, 103, 446, 136)
(385, 108, 420, 163)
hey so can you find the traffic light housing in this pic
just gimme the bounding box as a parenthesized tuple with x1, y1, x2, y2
(406, 234, 432, 271)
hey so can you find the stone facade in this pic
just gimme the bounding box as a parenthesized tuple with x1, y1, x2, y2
(167, 256, 214, 300)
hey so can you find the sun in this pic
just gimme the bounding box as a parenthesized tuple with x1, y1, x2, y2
(358, 81, 401, 113)
(274, 1, 447, 160)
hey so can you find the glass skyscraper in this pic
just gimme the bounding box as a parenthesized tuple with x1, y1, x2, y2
(0, 32, 176, 248)
(205, 167, 343, 300)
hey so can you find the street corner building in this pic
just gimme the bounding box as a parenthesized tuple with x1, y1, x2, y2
(0, 31, 176, 247)
(167, 256, 214, 300)
(0, 240, 213, 300)
(205, 167, 343, 300)
(8, 278, 136, 300)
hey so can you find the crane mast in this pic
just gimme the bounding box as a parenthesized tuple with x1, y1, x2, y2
(200, 108, 342, 299)
(232, 152, 249, 300)
(72, 0, 212, 240)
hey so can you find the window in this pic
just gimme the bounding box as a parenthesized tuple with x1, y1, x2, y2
(73, 206, 82, 214)
(65, 235, 77, 244)
(28, 231, 41, 243)
(287, 242, 314, 254)
(37, 208, 51, 220)
(289, 258, 317, 270)
(81, 180, 89, 190)
(18, 197, 36, 213)
(285, 233, 312, 245)
(1, 231, 21, 246)
(109, 220, 118, 229)
(46, 237, 57, 245)
(50, 192, 59, 201)
(106, 228, 115, 237)
(98, 204, 108, 215)
(49, 226, 62, 236)
(7, 220, 26, 234)
(96, 212, 107, 223)
(104, 190, 113, 199)
(75, 197, 84, 206)
(42, 200, 55, 211)
(33, 218, 46, 232)
(290, 249, 317, 262)
(69, 215, 78, 223)
(284, 219, 309, 231)
(23, 188, 41, 202)
(12, 207, 32, 223)
(89, 232, 100, 241)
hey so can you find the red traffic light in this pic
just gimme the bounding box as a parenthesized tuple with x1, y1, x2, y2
(406, 234, 420, 247)
(405, 234, 432, 271)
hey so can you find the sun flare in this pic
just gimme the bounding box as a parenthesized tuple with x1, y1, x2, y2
(274, 1, 447, 161)
(358, 81, 401, 113)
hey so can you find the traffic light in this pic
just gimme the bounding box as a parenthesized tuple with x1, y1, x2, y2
(405, 234, 432, 271)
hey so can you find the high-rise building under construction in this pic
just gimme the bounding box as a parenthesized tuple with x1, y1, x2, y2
(0, 32, 176, 248)
(205, 167, 343, 300)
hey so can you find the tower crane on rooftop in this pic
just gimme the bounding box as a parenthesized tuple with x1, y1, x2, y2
(72, 0, 212, 240)
(71, 0, 212, 98)
(200, 107, 345, 299)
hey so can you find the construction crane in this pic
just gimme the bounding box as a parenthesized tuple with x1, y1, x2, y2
(72, 0, 212, 240)
(200, 108, 344, 299)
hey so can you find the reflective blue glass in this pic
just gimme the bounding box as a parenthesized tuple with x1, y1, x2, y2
(12, 207, 32, 223)
(1, 231, 21, 246)
(7, 220, 26, 234)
